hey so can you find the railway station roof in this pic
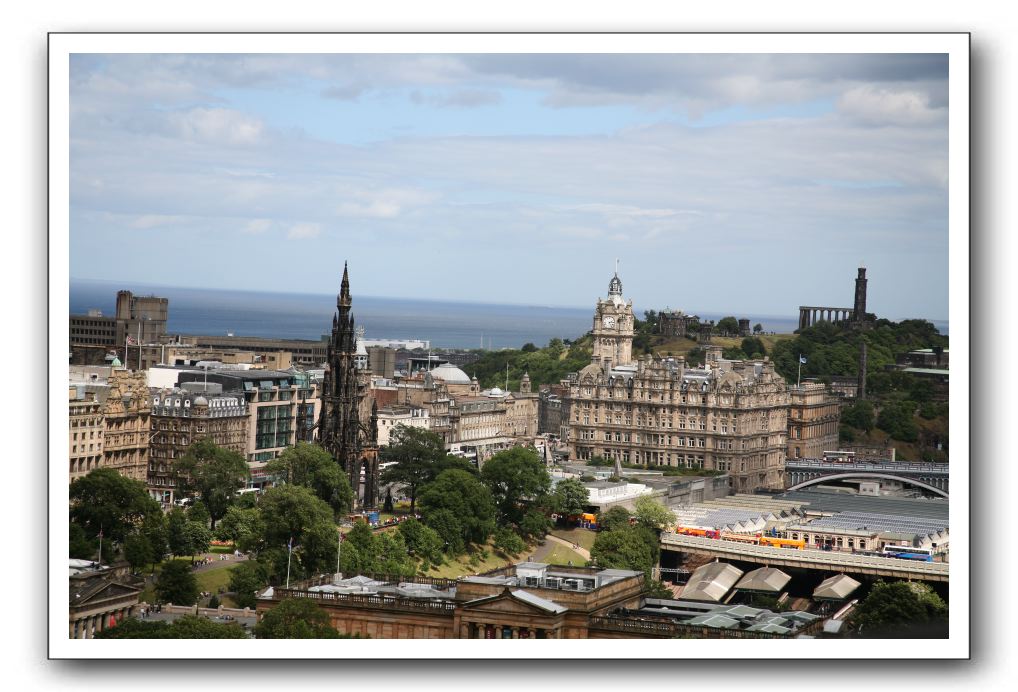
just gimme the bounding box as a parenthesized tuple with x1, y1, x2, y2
(813, 574, 862, 601)
(679, 562, 744, 602)
(735, 567, 791, 594)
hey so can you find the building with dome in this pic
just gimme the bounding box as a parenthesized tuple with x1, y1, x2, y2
(148, 388, 248, 503)
(565, 270, 790, 492)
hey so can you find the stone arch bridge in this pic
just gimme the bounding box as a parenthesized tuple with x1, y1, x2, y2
(784, 458, 949, 497)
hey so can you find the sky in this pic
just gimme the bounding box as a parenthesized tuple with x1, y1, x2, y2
(69, 53, 950, 320)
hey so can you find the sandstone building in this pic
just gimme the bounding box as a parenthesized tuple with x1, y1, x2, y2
(786, 381, 841, 460)
(565, 271, 790, 492)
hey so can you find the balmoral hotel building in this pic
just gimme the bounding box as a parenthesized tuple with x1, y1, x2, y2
(565, 271, 792, 492)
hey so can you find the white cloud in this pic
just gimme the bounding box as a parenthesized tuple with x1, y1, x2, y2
(286, 222, 321, 240)
(837, 85, 943, 126)
(167, 107, 265, 145)
(129, 214, 184, 229)
(242, 219, 272, 234)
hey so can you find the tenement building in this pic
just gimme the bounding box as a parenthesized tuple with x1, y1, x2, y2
(149, 388, 249, 503)
(786, 381, 841, 460)
(566, 271, 789, 492)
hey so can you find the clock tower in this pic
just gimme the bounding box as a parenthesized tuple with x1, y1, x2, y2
(591, 264, 634, 369)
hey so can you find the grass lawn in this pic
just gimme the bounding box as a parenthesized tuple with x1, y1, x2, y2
(138, 558, 241, 604)
(425, 541, 515, 579)
(548, 528, 597, 552)
(542, 544, 588, 567)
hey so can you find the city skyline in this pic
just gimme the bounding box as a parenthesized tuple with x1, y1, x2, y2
(70, 53, 950, 321)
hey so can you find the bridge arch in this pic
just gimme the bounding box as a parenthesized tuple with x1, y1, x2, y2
(786, 472, 948, 498)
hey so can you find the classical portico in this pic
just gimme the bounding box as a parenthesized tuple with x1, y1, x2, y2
(69, 563, 142, 639)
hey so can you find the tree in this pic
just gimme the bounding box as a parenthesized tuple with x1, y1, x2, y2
(123, 533, 155, 572)
(877, 401, 919, 442)
(591, 526, 656, 575)
(480, 447, 552, 525)
(69, 468, 161, 545)
(632, 497, 674, 531)
(172, 439, 250, 530)
(716, 316, 740, 336)
(379, 426, 448, 511)
(552, 478, 589, 519)
(253, 598, 341, 639)
(493, 527, 527, 557)
(518, 509, 551, 539)
(590, 524, 664, 592)
(753, 323, 763, 334)
(166, 508, 211, 562)
(740, 336, 767, 359)
(421, 508, 465, 555)
(216, 505, 264, 553)
(155, 561, 199, 605)
(842, 400, 875, 431)
(419, 470, 496, 547)
(264, 442, 354, 516)
(852, 580, 948, 637)
(97, 615, 247, 639)
(598, 506, 632, 532)
(183, 521, 212, 559)
(140, 512, 168, 565)
(69, 521, 100, 561)
(398, 518, 445, 568)
(228, 561, 269, 609)
(521, 342, 538, 353)
(256, 485, 341, 581)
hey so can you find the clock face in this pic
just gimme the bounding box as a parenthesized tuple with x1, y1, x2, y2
(602, 316, 616, 329)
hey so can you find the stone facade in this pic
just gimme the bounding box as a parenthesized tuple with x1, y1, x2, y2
(259, 563, 645, 639)
(100, 369, 152, 486)
(657, 310, 698, 338)
(149, 389, 249, 502)
(565, 272, 789, 492)
(69, 560, 142, 639)
(786, 382, 841, 460)
(69, 386, 106, 483)
(318, 264, 380, 508)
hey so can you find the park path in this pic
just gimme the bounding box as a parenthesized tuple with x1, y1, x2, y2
(544, 534, 591, 560)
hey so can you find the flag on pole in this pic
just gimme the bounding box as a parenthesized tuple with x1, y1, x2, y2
(799, 355, 808, 364)
(126, 335, 138, 345)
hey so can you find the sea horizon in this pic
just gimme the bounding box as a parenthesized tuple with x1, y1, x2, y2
(70, 277, 948, 349)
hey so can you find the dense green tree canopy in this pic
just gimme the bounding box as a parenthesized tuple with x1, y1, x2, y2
(480, 447, 552, 525)
(632, 497, 674, 531)
(841, 400, 875, 432)
(256, 484, 340, 580)
(172, 439, 250, 529)
(418, 469, 496, 546)
(69, 468, 161, 544)
(215, 506, 264, 554)
(462, 338, 593, 391)
(155, 561, 199, 605)
(590, 526, 657, 576)
(379, 426, 452, 510)
(716, 316, 740, 335)
(398, 518, 445, 567)
(552, 478, 590, 518)
(96, 615, 247, 639)
(852, 581, 948, 637)
(228, 561, 269, 610)
(264, 442, 354, 516)
(597, 506, 632, 532)
(253, 598, 341, 639)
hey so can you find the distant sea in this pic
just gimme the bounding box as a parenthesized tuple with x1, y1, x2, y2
(69, 279, 946, 349)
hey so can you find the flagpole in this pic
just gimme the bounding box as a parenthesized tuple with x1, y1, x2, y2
(797, 354, 802, 388)
(97, 525, 102, 568)
(285, 538, 293, 589)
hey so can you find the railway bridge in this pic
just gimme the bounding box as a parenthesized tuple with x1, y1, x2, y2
(660, 532, 949, 582)
(784, 459, 949, 497)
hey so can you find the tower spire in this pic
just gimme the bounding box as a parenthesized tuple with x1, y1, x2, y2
(339, 262, 351, 307)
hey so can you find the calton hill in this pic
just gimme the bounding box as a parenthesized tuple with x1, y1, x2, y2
(463, 310, 948, 463)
